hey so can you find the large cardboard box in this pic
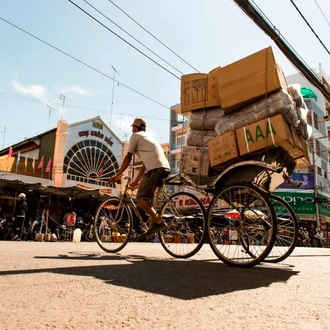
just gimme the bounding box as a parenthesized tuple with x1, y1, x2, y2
(217, 47, 288, 113)
(181, 146, 210, 176)
(180, 67, 221, 113)
(236, 114, 293, 156)
(208, 131, 239, 168)
(289, 129, 310, 168)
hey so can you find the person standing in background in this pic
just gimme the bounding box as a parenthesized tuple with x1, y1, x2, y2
(12, 193, 28, 241)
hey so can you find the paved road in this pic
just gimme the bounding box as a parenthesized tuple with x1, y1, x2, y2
(1, 241, 329, 330)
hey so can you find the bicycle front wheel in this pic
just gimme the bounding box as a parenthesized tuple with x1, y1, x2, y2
(207, 183, 277, 268)
(94, 197, 133, 253)
(265, 194, 299, 263)
(158, 192, 206, 258)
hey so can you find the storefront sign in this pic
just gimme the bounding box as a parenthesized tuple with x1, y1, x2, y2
(174, 195, 211, 207)
(273, 191, 330, 217)
(272, 191, 315, 215)
(279, 172, 314, 189)
(78, 129, 114, 146)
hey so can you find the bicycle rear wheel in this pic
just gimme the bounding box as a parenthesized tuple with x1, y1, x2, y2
(158, 191, 206, 258)
(94, 197, 133, 253)
(265, 195, 299, 263)
(207, 183, 277, 268)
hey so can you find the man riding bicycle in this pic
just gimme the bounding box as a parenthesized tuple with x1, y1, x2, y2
(109, 118, 170, 233)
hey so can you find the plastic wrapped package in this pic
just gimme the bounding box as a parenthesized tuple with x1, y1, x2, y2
(288, 84, 305, 108)
(215, 89, 298, 136)
(288, 84, 311, 139)
(188, 107, 224, 130)
(186, 128, 217, 147)
(297, 121, 313, 140)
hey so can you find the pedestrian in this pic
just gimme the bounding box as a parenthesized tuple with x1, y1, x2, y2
(109, 118, 170, 233)
(12, 192, 28, 241)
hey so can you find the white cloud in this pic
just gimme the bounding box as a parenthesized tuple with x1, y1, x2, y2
(61, 85, 88, 96)
(12, 80, 48, 103)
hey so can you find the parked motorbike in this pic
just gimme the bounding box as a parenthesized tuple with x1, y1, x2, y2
(0, 218, 8, 240)
(56, 214, 95, 242)
(311, 230, 323, 248)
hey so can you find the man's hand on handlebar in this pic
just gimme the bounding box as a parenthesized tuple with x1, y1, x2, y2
(129, 179, 139, 188)
(109, 174, 122, 184)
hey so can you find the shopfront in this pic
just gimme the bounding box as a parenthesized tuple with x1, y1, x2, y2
(0, 116, 125, 234)
(272, 190, 330, 232)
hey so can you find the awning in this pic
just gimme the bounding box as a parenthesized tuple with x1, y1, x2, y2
(0, 178, 108, 200)
(0, 178, 45, 196)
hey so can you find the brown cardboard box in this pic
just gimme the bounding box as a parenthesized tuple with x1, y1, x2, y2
(236, 114, 293, 156)
(208, 131, 239, 167)
(286, 128, 310, 161)
(217, 47, 288, 113)
(180, 67, 221, 113)
(290, 129, 310, 168)
(182, 146, 210, 176)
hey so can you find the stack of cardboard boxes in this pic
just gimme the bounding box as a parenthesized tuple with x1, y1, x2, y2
(180, 46, 310, 176)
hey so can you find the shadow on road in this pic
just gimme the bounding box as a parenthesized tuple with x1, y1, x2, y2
(0, 252, 299, 300)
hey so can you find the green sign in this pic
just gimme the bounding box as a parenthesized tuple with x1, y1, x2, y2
(272, 191, 315, 215)
(272, 191, 330, 217)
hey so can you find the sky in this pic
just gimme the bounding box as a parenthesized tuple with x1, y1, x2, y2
(1, 0, 330, 149)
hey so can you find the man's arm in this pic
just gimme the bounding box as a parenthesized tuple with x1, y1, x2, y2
(130, 164, 146, 186)
(109, 153, 133, 183)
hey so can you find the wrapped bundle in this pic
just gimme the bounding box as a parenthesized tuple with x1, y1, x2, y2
(188, 108, 223, 130)
(288, 84, 312, 140)
(186, 128, 217, 147)
(215, 89, 298, 136)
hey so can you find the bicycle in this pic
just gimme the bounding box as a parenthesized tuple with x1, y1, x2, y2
(206, 182, 278, 268)
(204, 152, 301, 267)
(94, 174, 207, 258)
(265, 194, 299, 263)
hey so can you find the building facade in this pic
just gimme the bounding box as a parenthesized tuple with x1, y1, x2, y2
(0, 116, 125, 225)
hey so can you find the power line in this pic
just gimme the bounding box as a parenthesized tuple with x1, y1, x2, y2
(290, 0, 330, 57)
(68, 0, 181, 80)
(0, 91, 170, 123)
(83, 0, 185, 75)
(108, 0, 200, 72)
(314, 0, 330, 28)
(232, 0, 330, 102)
(0, 16, 170, 110)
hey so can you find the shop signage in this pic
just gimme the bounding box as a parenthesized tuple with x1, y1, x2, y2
(99, 189, 112, 195)
(273, 191, 330, 217)
(174, 195, 211, 207)
(279, 172, 314, 189)
(272, 191, 315, 215)
(78, 130, 113, 146)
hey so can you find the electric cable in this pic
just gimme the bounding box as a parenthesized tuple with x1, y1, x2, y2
(0, 91, 170, 123)
(68, 0, 180, 80)
(83, 0, 184, 75)
(314, 0, 330, 28)
(232, 0, 330, 103)
(290, 0, 330, 57)
(108, 0, 200, 72)
(0, 16, 170, 110)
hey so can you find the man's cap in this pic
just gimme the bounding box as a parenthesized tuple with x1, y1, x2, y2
(18, 193, 26, 199)
(131, 118, 146, 129)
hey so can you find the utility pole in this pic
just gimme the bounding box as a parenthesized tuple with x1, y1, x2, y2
(110, 66, 120, 128)
(46, 104, 54, 129)
(311, 138, 320, 230)
(59, 94, 68, 120)
(314, 116, 330, 230)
